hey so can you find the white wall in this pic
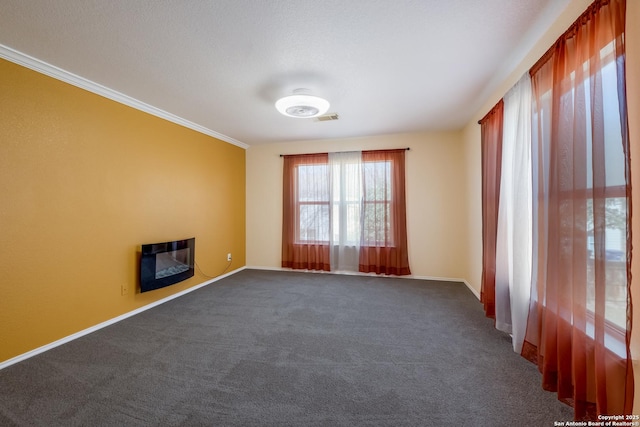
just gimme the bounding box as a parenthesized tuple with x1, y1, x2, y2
(246, 131, 468, 281)
(461, 123, 483, 293)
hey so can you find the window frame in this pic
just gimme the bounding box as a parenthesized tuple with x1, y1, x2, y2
(532, 43, 629, 339)
(292, 156, 398, 248)
(361, 158, 395, 248)
(293, 162, 331, 245)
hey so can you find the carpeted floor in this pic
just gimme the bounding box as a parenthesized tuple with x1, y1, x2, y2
(0, 269, 573, 426)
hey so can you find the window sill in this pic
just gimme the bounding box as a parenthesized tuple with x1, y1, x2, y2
(585, 313, 628, 359)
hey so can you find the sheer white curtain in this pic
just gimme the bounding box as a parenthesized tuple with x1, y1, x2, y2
(329, 151, 362, 272)
(494, 72, 533, 353)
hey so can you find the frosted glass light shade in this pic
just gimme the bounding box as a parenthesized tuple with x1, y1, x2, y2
(275, 94, 330, 118)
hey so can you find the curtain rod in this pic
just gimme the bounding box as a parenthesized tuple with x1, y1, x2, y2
(279, 147, 410, 157)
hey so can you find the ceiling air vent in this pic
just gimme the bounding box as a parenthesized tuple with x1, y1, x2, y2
(316, 113, 339, 122)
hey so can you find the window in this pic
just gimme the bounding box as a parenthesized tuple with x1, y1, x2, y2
(294, 157, 396, 248)
(586, 197, 627, 330)
(533, 42, 628, 331)
(295, 163, 330, 243)
(331, 159, 362, 246)
(362, 160, 393, 247)
(282, 150, 410, 275)
(583, 47, 628, 330)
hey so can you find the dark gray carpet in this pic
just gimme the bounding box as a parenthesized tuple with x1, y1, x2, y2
(0, 269, 572, 426)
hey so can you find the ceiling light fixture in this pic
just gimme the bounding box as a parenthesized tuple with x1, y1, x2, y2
(275, 89, 330, 118)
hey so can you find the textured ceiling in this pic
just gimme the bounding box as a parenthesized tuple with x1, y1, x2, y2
(0, 0, 570, 146)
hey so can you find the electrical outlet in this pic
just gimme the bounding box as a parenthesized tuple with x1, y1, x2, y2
(227, 253, 232, 262)
(121, 283, 129, 296)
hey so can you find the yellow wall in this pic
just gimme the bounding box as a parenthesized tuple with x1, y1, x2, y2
(461, 0, 640, 411)
(0, 58, 246, 363)
(246, 131, 469, 282)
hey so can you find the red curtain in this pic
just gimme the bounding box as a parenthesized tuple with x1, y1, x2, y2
(359, 149, 411, 275)
(281, 153, 331, 271)
(479, 100, 504, 320)
(522, 0, 632, 419)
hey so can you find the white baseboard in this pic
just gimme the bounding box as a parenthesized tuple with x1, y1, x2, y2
(463, 281, 481, 300)
(2, 265, 480, 370)
(245, 266, 481, 299)
(412, 275, 480, 300)
(0, 266, 246, 371)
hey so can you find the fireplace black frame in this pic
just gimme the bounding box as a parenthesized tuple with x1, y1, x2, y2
(139, 237, 195, 293)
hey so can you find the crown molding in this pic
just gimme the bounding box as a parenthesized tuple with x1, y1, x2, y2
(0, 44, 249, 149)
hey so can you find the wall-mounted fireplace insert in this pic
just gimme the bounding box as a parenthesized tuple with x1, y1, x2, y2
(140, 237, 195, 293)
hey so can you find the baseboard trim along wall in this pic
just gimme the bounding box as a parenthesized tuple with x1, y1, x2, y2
(0, 266, 247, 371)
(2, 265, 478, 370)
(245, 266, 481, 299)
(409, 274, 479, 299)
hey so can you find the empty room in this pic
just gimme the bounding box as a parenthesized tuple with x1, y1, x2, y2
(1, 0, 638, 425)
